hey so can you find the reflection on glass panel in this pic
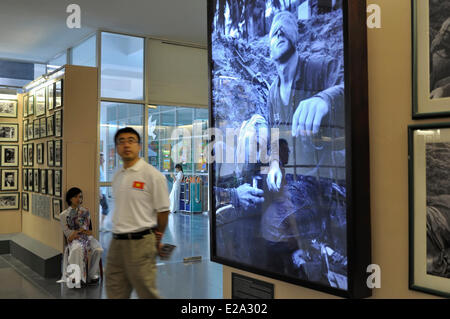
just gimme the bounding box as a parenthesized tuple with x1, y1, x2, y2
(100, 102, 144, 182)
(72, 35, 96, 67)
(47, 52, 67, 71)
(99, 186, 113, 232)
(101, 32, 144, 100)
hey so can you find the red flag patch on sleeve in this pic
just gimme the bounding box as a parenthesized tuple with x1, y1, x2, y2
(132, 181, 145, 190)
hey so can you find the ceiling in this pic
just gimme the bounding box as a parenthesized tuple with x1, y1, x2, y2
(0, 0, 208, 63)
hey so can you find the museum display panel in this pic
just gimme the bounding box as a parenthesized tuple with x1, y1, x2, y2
(209, 0, 371, 298)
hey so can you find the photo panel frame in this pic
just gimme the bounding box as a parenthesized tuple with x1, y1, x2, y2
(22, 192, 29, 212)
(23, 95, 29, 118)
(412, 0, 450, 118)
(28, 94, 34, 116)
(23, 168, 28, 191)
(47, 169, 53, 196)
(28, 169, 33, 192)
(0, 99, 17, 118)
(40, 169, 47, 195)
(48, 83, 54, 111)
(28, 143, 33, 167)
(54, 170, 61, 197)
(55, 79, 63, 109)
(37, 143, 44, 165)
(35, 87, 46, 117)
(0, 193, 19, 210)
(22, 144, 28, 167)
(408, 123, 450, 297)
(33, 169, 40, 193)
(23, 120, 28, 142)
(52, 198, 62, 221)
(208, 0, 371, 298)
(55, 140, 62, 167)
(27, 122, 33, 141)
(46, 114, 54, 137)
(55, 110, 62, 137)
(0, 145, 19, 167)
(1, 169, 18, 191)
(0, 123, 18, 142)
(33, 119, 40, 139)
(47, 140, 54, 167)
(39, 117, 46, 138)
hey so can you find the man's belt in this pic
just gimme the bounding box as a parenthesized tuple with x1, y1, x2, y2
(113, 229, 153, 240)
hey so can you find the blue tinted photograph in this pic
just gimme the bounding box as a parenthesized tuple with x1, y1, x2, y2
(210, 0, 347, 290)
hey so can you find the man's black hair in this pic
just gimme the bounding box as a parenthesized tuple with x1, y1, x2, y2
(66, 187, 82, 206)
(114, 127, 141, 145)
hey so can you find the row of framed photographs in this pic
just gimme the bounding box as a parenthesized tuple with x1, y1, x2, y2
(21, 193, 63, 221)
(23, 80, 63, 118)
(22, 168, 62, 197)
(22, 140, 63, 167)
(24, 110, 63, 142)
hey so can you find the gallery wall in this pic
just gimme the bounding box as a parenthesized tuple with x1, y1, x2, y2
(223, 0, 447, 299)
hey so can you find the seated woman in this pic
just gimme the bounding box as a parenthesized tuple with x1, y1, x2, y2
(60, 187, 103, 285)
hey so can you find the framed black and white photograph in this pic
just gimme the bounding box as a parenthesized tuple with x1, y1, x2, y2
(409, 123, 450, 298)
(28, 143, 33, 167)
(22, 193, 29, 212)
(28, 94, 34, 116)
(55, 140, 62, 167)
(55, 110, 62, 137)
(47, 140, 54, 167)
(208, 0, 370, 298)
(28, 169, 33, 192)
(23, 120, 28, 142)
(0, 123, 18, 142)
(23, 169, 28, 191)
(22, 144, 28, 166)
(47, 169, 53, 196)
(413, 1, 450, 118)
(35, 87, 46, 117)
(40, 169, 47, 195)
(27, 122, 33, 141)
(39, 117, 46, 138)
(0, 145, 18, 167)
(52, 198, 62, 221)
(23, 95, 29, 118)
(37, 143, 44, 165)
(46, 114, 54, 137)
(54, 170, 61, 197)
(48, 83, 54, 111)
(33, 169, 39, 193)
(0, 193, 19, 210)
(1, 169, 18, 191)
(0, 99, 17, 118)
(33, 119, 40, 139)
(55, 79, 63, 109)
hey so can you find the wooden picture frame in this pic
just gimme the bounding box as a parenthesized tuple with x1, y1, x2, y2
(37, 143, 44, 165)
(1, 169, 18, 191)
(0, 123, 18, 142)
(412, 0, 450, 118)
(35, 87, 46, 117)
(55, 140, 62, 167)
(22, 192, 29, 212)
(47, 140, 54, 167)
(0, 145, 19, 167)
(0, 193, 19, 210)
(55, 110, 63, 137)
(408, 123, 450, 297)
(52, 198, 62, 221)
(54, 170, 62, 197)
(0, 99, 17, 118)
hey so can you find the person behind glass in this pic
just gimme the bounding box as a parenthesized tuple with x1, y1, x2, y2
(99, 152, 109, 231)
(169, 164, 184, 214)
(106, 127, 170, 299)
(60, 187, 103, 285)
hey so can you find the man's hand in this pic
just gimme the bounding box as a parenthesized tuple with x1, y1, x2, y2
(266, 160, 282, 192)
(235, 183, 264, 210)
(292, 97, 329, 137)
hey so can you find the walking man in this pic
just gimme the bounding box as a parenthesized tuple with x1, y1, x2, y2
(106, 127, 170, 298)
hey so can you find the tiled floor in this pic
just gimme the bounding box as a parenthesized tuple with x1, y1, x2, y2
(0, 212, 222, 299)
